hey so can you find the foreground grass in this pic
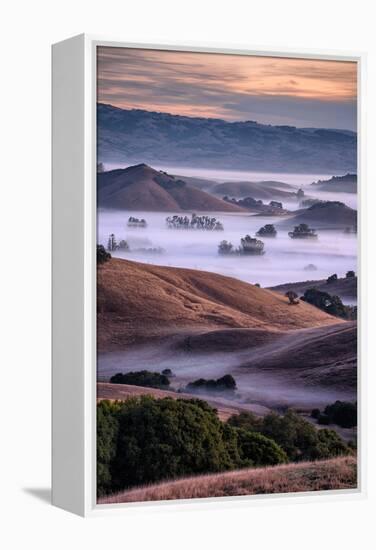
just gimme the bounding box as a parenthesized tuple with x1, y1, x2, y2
(98, 456, 357, 504)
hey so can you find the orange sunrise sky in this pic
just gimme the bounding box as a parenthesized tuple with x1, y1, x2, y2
(97, 47, 357, 130)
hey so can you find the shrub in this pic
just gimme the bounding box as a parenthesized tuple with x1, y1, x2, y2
(235, 428, 287, 466)
(97, 244, 111, 265)
(324, 401, 357, 428)
(104, 397, 240, 492)
(186, 374, 236, 393)
(228, 410, 349, 462)
(110, 370, 170, 389)
(327, 273, 338, 284)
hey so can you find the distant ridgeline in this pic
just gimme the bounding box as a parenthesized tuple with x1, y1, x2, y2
(311, 173, 357, 193)
(97, 103, 357, 172)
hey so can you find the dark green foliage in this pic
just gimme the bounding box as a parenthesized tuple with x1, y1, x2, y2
(97, 400, 120, 496)
(327, 273, 338, 284)
(228, 409, 350, 462)
(110, 370, 170, 389)
(318, 414, 330, 425)
(301, 288, 349, 319)
(186, 374, 236, 393)
(324, 401, 357, 428)
(311, 408, 321, 420)
(316, 429, 350, 458)
(235, 428, 287, 466)
(256, 224, 277, 237)
(162, 368, 172, 376)
(97, 244, 111, 265)
(102, 397, 238, 492)
(96, 397, 288, 495)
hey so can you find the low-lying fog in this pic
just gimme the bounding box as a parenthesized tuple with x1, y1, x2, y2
(98, 209, 357, 289)
(98, 342, 355, 410)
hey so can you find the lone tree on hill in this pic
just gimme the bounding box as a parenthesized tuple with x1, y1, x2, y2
(285, 290, 299, 305)
(326, 273, 338, 284)
(97, 245, 111, 265)
(346, 270, 356, 278)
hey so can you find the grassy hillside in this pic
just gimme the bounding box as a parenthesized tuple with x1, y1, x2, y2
(97, 258, 342, 350)
(98, 456, 356, 504)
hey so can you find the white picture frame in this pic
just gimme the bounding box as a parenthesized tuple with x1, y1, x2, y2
(52, 34, 366, 517)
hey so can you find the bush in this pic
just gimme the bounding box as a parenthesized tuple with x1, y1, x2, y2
(301, 288, 349, 319)
(228, 409, 349, 462)
(186, 374, 236, 393)
(324, 401, 357, 428)
(97, 244, 111, 265)
(110, 370, 170, 389)
(99, 397, 241, 493)
(235, 428, 287, 466)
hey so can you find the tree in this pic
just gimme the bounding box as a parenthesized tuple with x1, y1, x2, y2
(301, 288, 348, 318)
(346, 270, 356, 278)
(256, 224, 277, 237)
(218, 240, 234, 255)
(327, 273, 338, 284)
(118, 240, 130, 250)
(324, 401, 357, 428)
(285, 290, 299, 304)
(235, 429, 287, 466)
(107, 233, 117, 251)
(97, 244, 111, 265)
(97, 162, 105, 173)
(110, 371, 170, 389)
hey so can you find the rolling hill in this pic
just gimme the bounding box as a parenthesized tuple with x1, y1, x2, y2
(213, 180, 298, 200)
(97, 163, 244, 212)
(97, 103, 357, 172)
(97, 258, 343, 350)
(311, 173, 357, 193)
(280, 201, 357, 228)
(98, 456, 357, 504)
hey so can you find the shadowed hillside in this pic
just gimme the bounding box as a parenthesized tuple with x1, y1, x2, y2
(98, 456, 357, 504)
(280, 201, 357, 228)
(97, 163, 244, 212)
(213, 180, 297, 200)
(97, 258, 342, 350)
(269, 275, 357, 302)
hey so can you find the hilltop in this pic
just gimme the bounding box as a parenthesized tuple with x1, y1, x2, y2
(97, 163, 243, 212)
(311, 173, 357, 193)
(98, 455, 357, 504)
(280, 201, 357, 228)
(97, 258, 342, 350)
(97, 103, 357, 172)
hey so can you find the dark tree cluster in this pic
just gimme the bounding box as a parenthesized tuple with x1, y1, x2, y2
(97, 397, 287, 496)
(127, 216, 147, 228)
(97, 244, 111, 265)
(218, 235, 265, 256)
(166, 213, 224, 231)
(228, 410, 350, 462)
(110, 370, 170, 389)
(301, 288, 356, 319)
(312, 401, 357, 429)
(256, 224, 277, 237)
(288, 223, 318, 239)
(186, 374, 237, 393)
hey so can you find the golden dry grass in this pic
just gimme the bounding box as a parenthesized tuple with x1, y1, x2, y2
(97, 258, 342, 350)
(98, 456, 357, 504)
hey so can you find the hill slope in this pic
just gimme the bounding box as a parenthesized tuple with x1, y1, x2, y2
(269, 276, 357, 302)
(98, 456, 357, 503)
(311, 173, 357, 193)
(97, 258, 342, 350)
(213, 180, 297, 200)
(280, 201, 357, 228)
(97, 103, 357, 172)
(97, 163, 243, 212)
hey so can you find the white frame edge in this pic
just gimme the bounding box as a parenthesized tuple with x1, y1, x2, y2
(52, 34, 366, 517)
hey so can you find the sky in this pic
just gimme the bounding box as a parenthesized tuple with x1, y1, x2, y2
(97, 47, 357, 130)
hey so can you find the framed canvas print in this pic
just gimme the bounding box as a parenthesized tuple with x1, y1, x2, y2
(52, 35, 364, 516)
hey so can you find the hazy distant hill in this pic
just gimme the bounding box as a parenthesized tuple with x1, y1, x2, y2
(311, 173, 357, 193)
(97, 163, 244, 212)
(281, 201, 357, 228)
(213, 180, 297, 200)
(97, 103, 357, 173)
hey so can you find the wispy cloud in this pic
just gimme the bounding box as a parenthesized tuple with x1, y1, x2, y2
(97, 47, 357, 130)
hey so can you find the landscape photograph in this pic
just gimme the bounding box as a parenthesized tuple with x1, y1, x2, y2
(96, 46, 358, 504)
